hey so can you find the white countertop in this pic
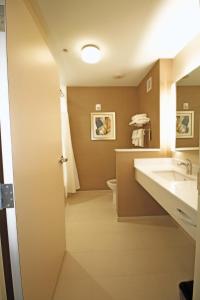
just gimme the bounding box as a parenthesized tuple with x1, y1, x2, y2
(134, 158, 198, 211)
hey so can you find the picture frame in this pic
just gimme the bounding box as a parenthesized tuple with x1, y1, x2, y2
(176, 111, 194, 138)
(91, 112, 116, 140)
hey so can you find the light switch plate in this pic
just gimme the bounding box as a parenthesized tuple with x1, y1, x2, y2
(183, 102, 189, 110)
(95, 104, 101, 111)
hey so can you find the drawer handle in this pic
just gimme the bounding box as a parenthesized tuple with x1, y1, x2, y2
(176, 208, 196, 227)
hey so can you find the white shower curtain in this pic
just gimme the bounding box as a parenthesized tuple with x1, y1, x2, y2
(60, 86, 80, 197)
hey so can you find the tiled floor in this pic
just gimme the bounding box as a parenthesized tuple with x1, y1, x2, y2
(54, 190, 195, 300)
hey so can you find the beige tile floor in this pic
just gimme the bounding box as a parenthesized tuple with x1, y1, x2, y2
(54, 190, 195, 300)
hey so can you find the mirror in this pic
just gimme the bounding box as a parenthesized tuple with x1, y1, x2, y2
(176, 66, 200, 149)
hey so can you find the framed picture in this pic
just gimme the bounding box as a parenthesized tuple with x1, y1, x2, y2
(176, 111, 194, 138)
(91, 112, 116, 140)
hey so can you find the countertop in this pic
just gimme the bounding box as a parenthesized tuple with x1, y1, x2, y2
(134, 158, 198, 211)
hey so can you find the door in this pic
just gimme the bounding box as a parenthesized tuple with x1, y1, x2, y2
(1, 0, 66, 299)
(3, 0, 66, 299)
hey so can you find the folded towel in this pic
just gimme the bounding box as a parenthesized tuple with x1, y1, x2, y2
(129, 113, 149, 125)
(132, 129, 145, 147)
(129, 117, 150, 126)
(131, 114, 147, 121)
(131, 130, 137, 139)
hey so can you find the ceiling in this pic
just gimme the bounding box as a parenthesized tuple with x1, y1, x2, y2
(28, 0, 200, 86)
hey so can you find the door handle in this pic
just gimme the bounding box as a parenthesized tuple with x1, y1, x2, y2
(58, 155, 68, 164)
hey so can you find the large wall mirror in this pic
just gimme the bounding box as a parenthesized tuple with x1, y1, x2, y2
(176, 66, 200, 150)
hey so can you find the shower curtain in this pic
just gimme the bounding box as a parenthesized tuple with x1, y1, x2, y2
(60, 86, 80, 197)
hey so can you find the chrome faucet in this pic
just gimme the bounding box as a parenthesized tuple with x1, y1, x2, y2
(177, 159, 192, 175)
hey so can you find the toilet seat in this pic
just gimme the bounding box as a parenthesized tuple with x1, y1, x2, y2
(108, 179, 117, 184)
(106, 179, 117, 191)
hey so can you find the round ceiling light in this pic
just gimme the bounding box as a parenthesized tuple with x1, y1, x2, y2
(81, 44, 101, 64)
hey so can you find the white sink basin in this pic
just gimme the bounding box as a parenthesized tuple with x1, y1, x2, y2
(152, 170, 194, 182)
(134, 158, 198, 240)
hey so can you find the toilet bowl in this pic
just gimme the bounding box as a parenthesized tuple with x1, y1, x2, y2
(106, 179, 117, 207)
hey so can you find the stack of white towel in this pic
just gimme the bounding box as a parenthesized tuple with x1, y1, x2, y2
(129, 114, 150, 127)
(132, 129, 145, 147)
(129, 114, 150, 147)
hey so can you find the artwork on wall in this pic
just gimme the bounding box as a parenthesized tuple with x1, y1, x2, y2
(176, 111, 194, 138)
(91, 112, 116, 140)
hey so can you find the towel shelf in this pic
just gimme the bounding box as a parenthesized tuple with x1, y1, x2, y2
(130, 119, 151, 145)
(145, 128, 151, 141)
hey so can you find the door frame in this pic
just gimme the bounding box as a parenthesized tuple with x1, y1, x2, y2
(0, 1, 23, 299)
(0, 237, 7, 300)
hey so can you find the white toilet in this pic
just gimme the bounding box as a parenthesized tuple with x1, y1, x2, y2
(106, 179, 117, 207)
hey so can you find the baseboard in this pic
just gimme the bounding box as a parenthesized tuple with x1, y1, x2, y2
(117, 214, 169, 222)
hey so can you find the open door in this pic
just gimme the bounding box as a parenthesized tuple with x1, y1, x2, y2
(0, 0, 66, 299)
(3, 0, 66, 299)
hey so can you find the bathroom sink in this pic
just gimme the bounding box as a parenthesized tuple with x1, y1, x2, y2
(134, 158, 197, 240)
(153, 170, 194, 182)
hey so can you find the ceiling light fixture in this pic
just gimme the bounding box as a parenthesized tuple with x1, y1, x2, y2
(81, 44, 101, 64)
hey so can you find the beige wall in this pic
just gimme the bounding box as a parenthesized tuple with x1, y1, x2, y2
(176, 86, 200, 148)
(68, 87, 139, 190)
(68, 63, 163, 190)
(137, 61, 160, 148)
(173, 33, 200, 82)
(116, 151, 167, 217)
(6, 0, 65, 299)
(173, 150, 199, 164)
